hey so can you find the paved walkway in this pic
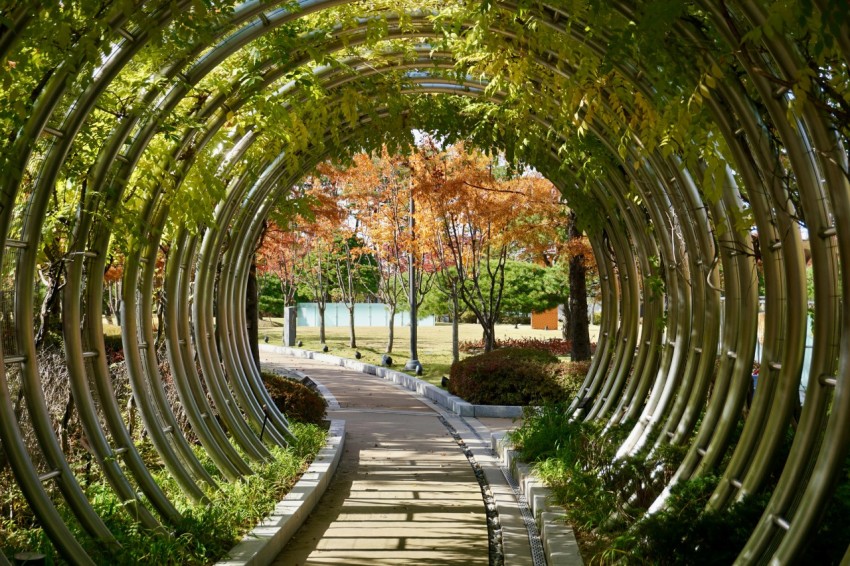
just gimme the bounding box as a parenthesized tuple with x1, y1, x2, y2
(261, 351, 533, 566)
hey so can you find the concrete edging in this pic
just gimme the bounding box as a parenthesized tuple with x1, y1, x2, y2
(259, 344, 524, 418)
(491, 431, 584, 566)
(217, 419, 346, 566)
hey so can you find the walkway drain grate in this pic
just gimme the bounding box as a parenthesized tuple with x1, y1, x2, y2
(438, 415, 505, 566)
(500, 463, 547, 566)
(455, 416, 546, 566)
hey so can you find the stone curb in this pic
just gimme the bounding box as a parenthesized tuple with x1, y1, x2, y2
(259, 345, 524, 418)
(216, 419, 346, 566)
(491, 431, 584, 566)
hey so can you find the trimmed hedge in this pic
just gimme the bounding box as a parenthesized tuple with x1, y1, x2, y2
(261, 371, 327, 426)
(448, 347, 586, 406)
(458, 337, 596, 356)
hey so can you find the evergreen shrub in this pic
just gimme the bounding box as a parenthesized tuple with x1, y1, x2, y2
(448, 348, 585, 406)
(261, 371, 327, 425)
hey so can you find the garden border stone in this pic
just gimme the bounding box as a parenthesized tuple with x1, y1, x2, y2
(491, 431, 584, 566)
(216, 419, 345, 566)
(260, 345, 525, 418)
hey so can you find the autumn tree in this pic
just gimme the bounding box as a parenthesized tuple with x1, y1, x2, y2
(328, 233, 371, 348)
(415, 143, 519, 352)
(326, 149, 424, 354)
(256, 222, 308, 314)
(281, 177, 346, 345)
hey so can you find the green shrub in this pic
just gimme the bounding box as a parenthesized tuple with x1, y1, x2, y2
(448, 348, 584, 406)
(261, 371, 327, 426)
(618, 477, 769, 565)
(1, 421, 326, 564)
(802, 456, 850, 564)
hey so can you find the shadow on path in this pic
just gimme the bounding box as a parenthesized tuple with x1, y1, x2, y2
(264, 355, 490, 566)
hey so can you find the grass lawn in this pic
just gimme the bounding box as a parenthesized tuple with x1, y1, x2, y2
(258, 319, 600, 387)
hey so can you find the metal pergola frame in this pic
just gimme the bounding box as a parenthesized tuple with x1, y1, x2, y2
(0, 1, 848, 564)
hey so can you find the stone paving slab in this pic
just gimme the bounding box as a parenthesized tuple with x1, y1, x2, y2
(263, 353, 493, 566)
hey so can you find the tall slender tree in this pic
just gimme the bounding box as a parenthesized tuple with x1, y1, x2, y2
(566, 210, 591, 361)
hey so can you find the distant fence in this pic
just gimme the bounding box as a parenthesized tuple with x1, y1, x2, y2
(296, 303, 435, 327)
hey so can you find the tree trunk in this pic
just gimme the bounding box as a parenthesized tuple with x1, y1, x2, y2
(35, 259, 64, 348)
(106, 283, 115, 325)
(318, 304, 326, 344)
(482, 318, 497, 352)
(246, 255, 260, 371)
(155, 289, 166, 349)
(451, 294, 460, 363)
(386, 305, 396, 353)
(563, 300, 573, 342)
(568, 212, 591, 361)
(108, 281, 122, 325)
(59, 389, 75, 455)
(348, 306, 356, 348)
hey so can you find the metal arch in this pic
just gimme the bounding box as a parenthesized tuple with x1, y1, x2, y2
(200, 58, 840, 564)
(132, 38, 460, 452)
(51, 8, 438, 470)
(716, 2, 847, 559)
(32, 1, 197, 530)
(668, 73, 776, 486)
(496, 10, 816, 536)
(611, 165, 685, 457)
(593, 169, 662, 424)
(66, 5, 688, 488)
(137, 10, 450, 466)
(192, 172, 290, 450)
(217, 171, 298, 444)
(134, 137, 274, 464)
(165, 227, 254, 479)
(695, 75, 784, 484)
(188, 132, 298, 447)
(136, 203, 224, 489)
(161, 112, 285, 456)
(644, 158, 710, 452)
(582, 191, 640, 423)
(131, 7, 840, 564)
(0, 3, 160, 560)
(117, 212, 210, 501)
(699, 1, 809, 515)
(128, 56, 486, 452)
(162, 162, 257, 480)
(608, 190, 664, 428)
(654, 162, 722, 450)
(0, 2, 297, 544)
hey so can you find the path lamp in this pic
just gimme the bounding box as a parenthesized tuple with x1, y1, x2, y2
(405, 185, 422, 374)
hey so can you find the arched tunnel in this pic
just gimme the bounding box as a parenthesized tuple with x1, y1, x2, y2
(1, 1, 849, 563)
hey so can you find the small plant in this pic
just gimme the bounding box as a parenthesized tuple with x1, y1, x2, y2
(261, 371, 328, 426)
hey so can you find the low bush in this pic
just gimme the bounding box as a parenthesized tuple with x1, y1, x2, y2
(509, 406, 850, 564)
(458, 337, 596, 357)
(616, 477, 770, 565)
(1, 421, 327, 564)
(261, 371, 327, 426)
(448, 348, 586, 406)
